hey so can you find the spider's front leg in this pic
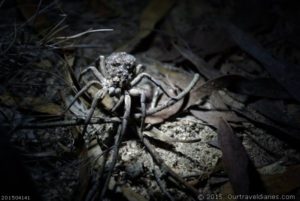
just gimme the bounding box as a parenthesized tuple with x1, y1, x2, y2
(65, 80, 103, 112)
(98, 55, 108, 77)
(82, 88, 108, 137)
(145, 73, 200, 116)
(130, 72, 178, 99)
(79, 66, 105, 83)
(129, 88, 146, 130)
(99, 92, 132, 200)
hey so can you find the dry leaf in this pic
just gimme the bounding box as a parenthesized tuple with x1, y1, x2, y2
(121, 186, 148, 201)
(118, 0, 175, 52)
(144, 61, 200, 124)
(173, 43, 221, 79)
(221, 165, 300, 198)
(0, 93, 63, 115)
(16, 0, 58, 37)
(249, 99, 300, 129)
(222, 20, 300, 102)
(217, 118, 263, 195)
(229, 78, 291, 99)
(191, 110, 244, 127)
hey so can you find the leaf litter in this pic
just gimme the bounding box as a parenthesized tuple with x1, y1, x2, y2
(1, 0, 300, 201)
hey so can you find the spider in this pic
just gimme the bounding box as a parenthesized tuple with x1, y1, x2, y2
(66, 52, 200, 200)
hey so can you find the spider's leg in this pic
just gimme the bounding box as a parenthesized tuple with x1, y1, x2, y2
(99, 55, 108, 77)
(152, 160, 175, 201)
(137, 129, 199, 200)
(82, 89, 107, 137)
(111, 95, 124, 112)
(140, 91, 146, 131)
(65, 80, 102, 112)
(145, 73, 199, 116)
(130, 72, 177, 99)
(99, 92, 131, 200)
(150, 87, 162, 109)
(135, 64, 143, 75)
(79, 66, 106, 83)
(129, 88, 146, 131)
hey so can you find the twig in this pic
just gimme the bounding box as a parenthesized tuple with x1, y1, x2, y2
(50, 28, 113, 46)
(55, 28, 113, 40)
(47, 44, 106, 49)
(3, 117, 121, 129)
(40, 15, 67, 44)
(31, 0, 43, 27)
(42, 25, 69, 44)
(1, 22, 17, 55)
(19, 1, 57, 29)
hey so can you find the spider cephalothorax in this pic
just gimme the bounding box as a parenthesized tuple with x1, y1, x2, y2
(105, 52, 136, 91)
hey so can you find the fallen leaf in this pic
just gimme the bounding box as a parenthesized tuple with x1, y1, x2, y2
(0, 93, 63, 115)
(217, 118, 263, 195)
(121, 186, 148, 201)
(249, 99, 300, 129)
(221, 164, 300, 197)
(144, 61, 199, 124)
(221, 20, 300, 102)
(228, 78, 291, 99)
(173, 43, 221, 79)
(219, 90, 300, 142)
(118, 0, 175, 52)
(145, 88, 185, 125)
(260, 164, 300, 194)
(191, 110, 244, 128)
(86, 0, 120, 18)
(187, 75, 245, 109)
(16, 0, 61, 38)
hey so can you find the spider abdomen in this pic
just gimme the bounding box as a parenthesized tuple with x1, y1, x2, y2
(105, 52, 136, 90)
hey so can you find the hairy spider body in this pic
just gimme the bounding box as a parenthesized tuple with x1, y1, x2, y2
(66, 52, 200, 200)
(105, 52, 136, 92)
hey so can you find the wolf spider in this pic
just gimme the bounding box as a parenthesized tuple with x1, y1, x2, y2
(66, 52, 200, 200)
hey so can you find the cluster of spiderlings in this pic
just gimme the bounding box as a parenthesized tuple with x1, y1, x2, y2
(105, 52, 136, 89)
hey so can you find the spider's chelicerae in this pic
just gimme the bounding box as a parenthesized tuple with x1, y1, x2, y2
(67, 52, 200, 200)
